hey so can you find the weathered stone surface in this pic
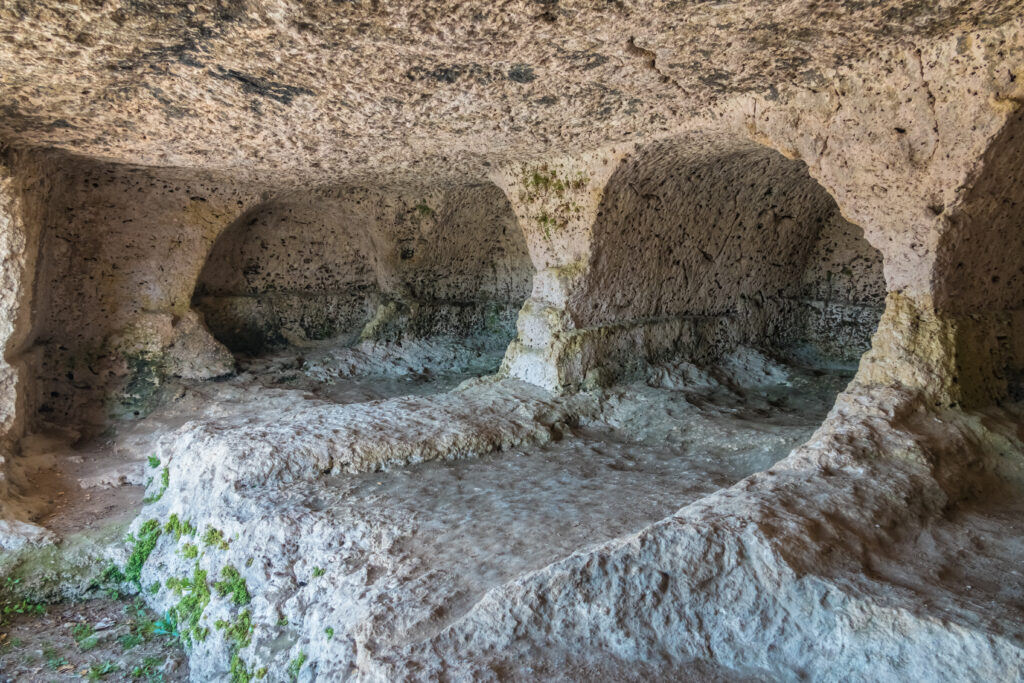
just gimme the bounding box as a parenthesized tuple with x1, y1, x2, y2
(0, 148, 57, 545)
(0, 2, 1023, 681)
(127, 351, 863, 680)
(1, 1, 1021, 186)
(195, 184, 531, 353)
(16, 162, 531, 435)
(498, 139, 886, 391)
(794, 216, 886, 366)
(120, 357, 1024, 681)
(24, 160, 258, 431)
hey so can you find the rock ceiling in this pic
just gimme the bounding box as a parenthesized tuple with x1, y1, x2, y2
(1, 0, 1022, 185)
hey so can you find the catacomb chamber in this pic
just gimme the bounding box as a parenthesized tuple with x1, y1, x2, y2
(1, 5, 1023, 681)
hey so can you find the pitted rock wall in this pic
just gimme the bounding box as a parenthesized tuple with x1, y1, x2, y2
(193, 197, 381, 353)
(21, 162, 532, 434)
(499, 137, 887, 390)
(0, 148, 55, 535)
(795, 215, 887, 365)
(740, 25, 1024, 404)
(574, 142, 828, 326)
(576, 140, 885, 364)
(935, 109, 1024, 316)
(194, 183, 532, 353)
(27, 159, 257, 432)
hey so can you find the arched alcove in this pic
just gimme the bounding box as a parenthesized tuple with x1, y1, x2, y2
(573, 138, 886, 373)
(193, 198, 380, 355)
(192, 183, 534, 373)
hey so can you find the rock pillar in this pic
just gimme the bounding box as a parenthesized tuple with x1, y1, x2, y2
(0, 149, 53, 545)
(491, 147, 632, 391)
(744, 35, 1024, 406)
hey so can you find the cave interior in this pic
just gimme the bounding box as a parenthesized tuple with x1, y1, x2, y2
(0, 2, 1023, 681)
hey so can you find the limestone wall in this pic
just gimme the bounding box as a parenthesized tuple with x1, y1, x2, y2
(194, 183, 532, 353)
(21, 162, 531, 434)
(0, 148, 54, 523)
(574, 143, 828, 326)
(576, 140, 885, 364)
(853, 110, 1024, 407)
(193, 198, 380, 353)
(794, 215, 886, 365)
(27, 160, 257, 431)
(743, 26, 1024, 407)
(935, 109, 1024, 317)
(497, 138, 887, 389)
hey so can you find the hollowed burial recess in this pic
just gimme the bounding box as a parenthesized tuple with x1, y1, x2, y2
(935, 109, 1024, 400)
(573, 138, 886, 372)
(192, 185, 533, 359)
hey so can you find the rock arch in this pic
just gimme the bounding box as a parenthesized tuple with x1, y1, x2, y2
(193, 198, 381, 354)
(575, 138, 885, 370)
(192, 184, 533, 358)
(495, 135, 886, 390)
(25, 160, 256, 432)
(894, 106, 1024, 406)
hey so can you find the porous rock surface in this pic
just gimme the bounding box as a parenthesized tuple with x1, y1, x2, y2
(368, 387, 1024, 681)
(127, 360, 1024, 681)
(194, 184, 531, 353)
(0, 0, 1021, 187)
(0, 2, 1023, 681)
(129, 351, 860, 680)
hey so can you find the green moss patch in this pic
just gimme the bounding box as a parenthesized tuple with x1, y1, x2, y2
(124, 520, 162, 586)
(164, 514, 197, 542)
(142, 467, 169, 504)
(202, 527, 230, 551)
(165, 563, 211, 646)
(213, 566, 251, 607)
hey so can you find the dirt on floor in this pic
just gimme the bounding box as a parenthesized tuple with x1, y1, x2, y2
(1, 430, 190, 682)
(0, 597, 188, 682)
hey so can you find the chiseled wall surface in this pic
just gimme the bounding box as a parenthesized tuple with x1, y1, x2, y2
(936, 110, 1024, 316)
(193, 196, 382, 353)
(796, 215, 886, 364)
(25, 162, 532, 433)
(194, 183, 533, 353)
(570, 142, 885, 363)
(0, 149, 56, 520)
(7, 143, 890, 438)
(27, 160, 258, 432)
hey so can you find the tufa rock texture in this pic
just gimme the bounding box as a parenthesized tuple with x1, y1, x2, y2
(0, 0, 1020, 186)
(0, 2, 1022, 680)
(194, 184, 531, 353)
